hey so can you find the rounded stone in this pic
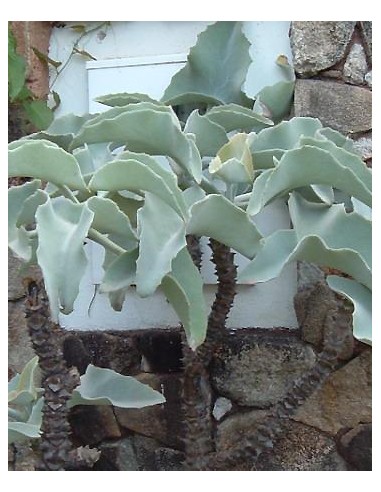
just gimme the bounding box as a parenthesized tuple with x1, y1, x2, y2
(343, 43, 368, 85)
(338, 424, 372, 470)
(290, 21, 356, 76)
(211, 332, 316, 407)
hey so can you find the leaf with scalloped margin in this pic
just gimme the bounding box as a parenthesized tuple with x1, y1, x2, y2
(248, 146, 372, 216)
(95, 92, 160, 107)
(187, 194, 262, 259)
(100, 248, 138, 293)
(8, 356, 41, 406)
(9, 139, 88, 190)
(184, 109, 228, 156)
(162, 247, 207, 350)
(8, 397, 43, 444)
(206, 103, 273, 133)
(136, 192, 186, 297)
(327, 275, 371, 345)
(71, 102, 202, 183)
(68, 365, 165, 408)
(35, 197, 94, 321)
(162, 22, 253, 107)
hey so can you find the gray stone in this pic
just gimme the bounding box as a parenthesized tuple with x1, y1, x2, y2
(12, 442, 38, 471)
(69, 405, 122, 445)
(96, 438, 139, 471)
(338, 424, 372, 470)
(211, 331, 316, 407)
(216, 409, 269, 452)
(114, 372, 183, 449)
(352, 133, 372, 161)
(297, 261, 325, 290)
(294, 79, 372, 134)
(8, 249, 42, 301)
(360, 22, 372, 62)
(255, 421, 348, 471)
(294, 281, 354, 360)
(293, 349, 372, 434)
(133, 435, 185, 471)
(290, 22, 356, 76)
(8, 300, 36, 377)
(365, 70, 372, 88)
(212, 397, 233, 421)
(343, 43, 368, 85)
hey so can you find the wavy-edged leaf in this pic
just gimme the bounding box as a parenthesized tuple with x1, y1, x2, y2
(316, 127, 357, 153)
(206, 103, 273, 132)
(327, 275, 371, 345)
(184, 109, 228, 156)
(182, 185, 206, 209)
(71, 102, 202, 182)
(87, 196, 138, 250)
(17, 189, 48, 227)
(35, 197, 94, 321)
(162, 247, 207, 350)
(95, 92, 160, 107)
(240, 193, 371, 289)
(118, 151, 187, 217)
(68, 365, 165, 408)
(100, 248, 138, 293)
(250, 117, 323, 169)
(299, 136, 372, 191)
(8, 397, 43, 444)
(351, 197, 372, 221)
(89, 158, 186, 218)
(8, 356, 40, 405)
(162, 22, 253, 107)
(105, 191, 143, 228)
(9, 139, 88, 190)
(209, 133, 253, 184)
(248, 146, 372, 216)
(253, 55, 295, 122)
(8, 180, 42, 261)
(136, 192, 186, 297)
(187, 194, 262, 259)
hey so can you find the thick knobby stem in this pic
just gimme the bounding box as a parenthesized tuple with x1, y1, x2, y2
(24, 279, 80, 471)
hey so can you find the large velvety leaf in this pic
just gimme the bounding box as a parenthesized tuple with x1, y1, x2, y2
(239, 193, 371, 289)
(248, 146, 372, 216)
(184, 110, 228, 156)
(187, 194, 262, 259)
(162, 248, 207, 350)
(327, 276, 371, 345)
(87, 196, 138, 250)
(68, 365, 165, 408)
(100, 248, 139, 293)
(95, 92, 160, 107)
(35, 197, 94, 321)
(8, 180, 42, 260)
(253, 55, 295, 122)
(8, 356, 41, 406)
(71, 102, 202, 182)
(8, 139, 88, 190)
(136, 192, 186, 297)
(206, 103, 273, 133)
(162, 22, 253, 107)
(89, 158, 186, 218)
(8, 397, 43, 444)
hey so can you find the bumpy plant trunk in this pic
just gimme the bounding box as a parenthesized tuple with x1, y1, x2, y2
(24, 279, 80, 471)
(182, 236, 237, 470)
(203, 292, 348, 470)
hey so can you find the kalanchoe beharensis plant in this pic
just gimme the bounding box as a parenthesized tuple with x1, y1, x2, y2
(9, 21, 371, 468)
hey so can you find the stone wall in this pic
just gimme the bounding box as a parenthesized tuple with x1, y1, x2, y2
(8, 21, 372, 471)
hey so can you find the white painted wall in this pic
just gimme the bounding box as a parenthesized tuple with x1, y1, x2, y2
(49, 21, 298, 331)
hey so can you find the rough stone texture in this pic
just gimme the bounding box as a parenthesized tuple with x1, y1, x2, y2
(95, 438, 139, 471)
(294, 79, 372, 134)
(69, 405, 122, 446)
(11, 443, 38, 471)
(290, 22, 356, 76)
(94, 436, 185, 471)
(8, 300, 36, 377)
(343, 43, 368, 85)
(211, 331, 316, 407)
(216, 409, 270, 452)
(365, 70, 372, 88)
(114, 372, 184, 449)
(352, 133, 372, 161)
(297, 261, 325, 290)
(293, 349, 371, 434)
(294, 281, 354, 360)
(8, 249, 42, 301)
(360, 22, 372, 63)
(212, 397, 233, 421)
(255, 421, 348, 471)
(338, 424, 372, 470)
